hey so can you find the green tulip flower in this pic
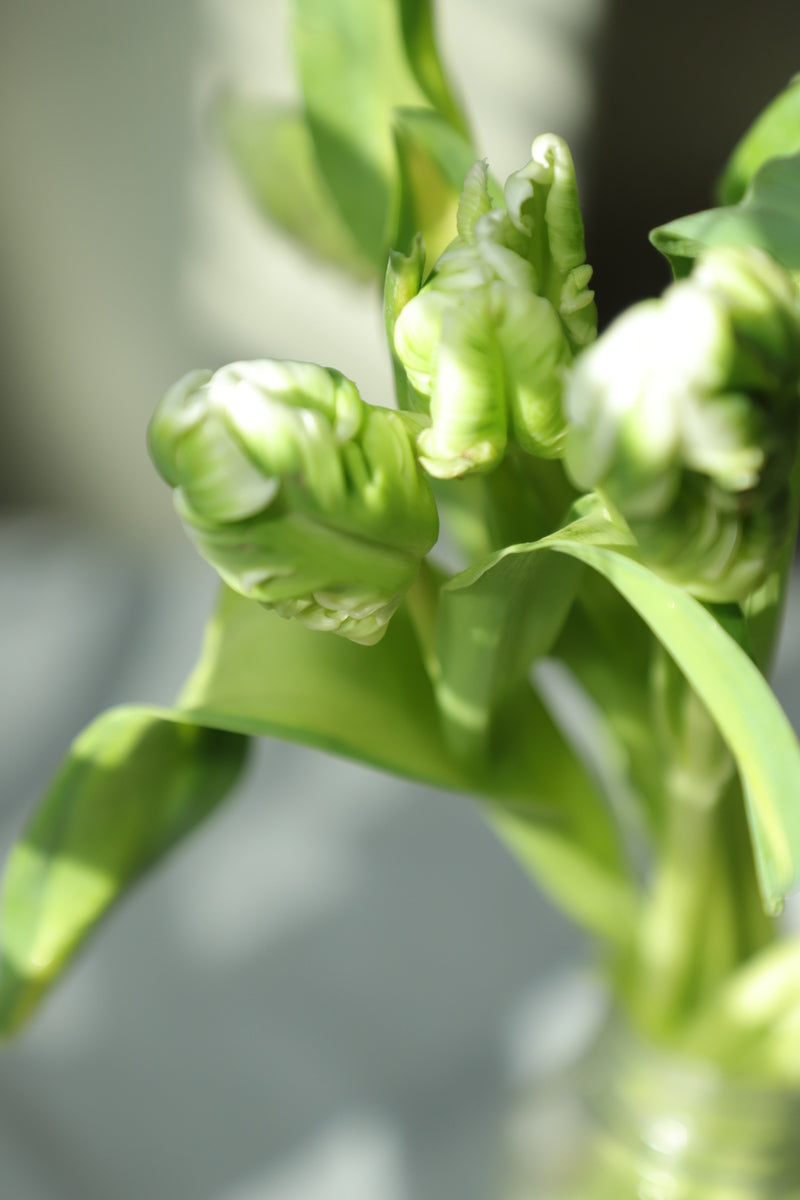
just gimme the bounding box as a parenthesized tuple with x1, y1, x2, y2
(564, 245, 800, 602)
(393, 135, 597, 479)
(148, 360, 439, 644)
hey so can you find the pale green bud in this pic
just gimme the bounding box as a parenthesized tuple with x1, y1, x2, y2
(564, 246, 800, 602)
(503, 133, 598, 353)
(148, 360, 439, 644)
(393, 136, 595, 479)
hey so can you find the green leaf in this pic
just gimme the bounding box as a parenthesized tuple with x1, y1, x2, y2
(440, 500, 800, 913)
(541, 510, 800, 916)
(392, 106, 488, 265)
(291, 0, 474, 268)
(0, 708, 248, 1036)
(436, 545, 583, 763)
(718, 75, 800, 206)
(436, 500, 634, 763)
(397, 0, 470, 139)
(178, 585, 636, 943)
(178, 584, 468, 789)
(292, 0, 435, 266)
(484, 683, 637, 943)
(553, 601, 666, 832)
(218, 100, 376, 279)
(650, 152, 800, 279)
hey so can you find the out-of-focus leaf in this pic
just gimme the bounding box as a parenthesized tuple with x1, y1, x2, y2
(219, 100, 375, 279)
(178, 585, 636, 943)
(0, 708, 248, 1036)
(293, 0, 433, 266)
(650, 153, 800, 279)
(292, 0, 473, 268)
(486, 684, 636, 943)
(398, 0, 470, 139)
(392, 107, 489, 265)
(718, 75, 800, 206)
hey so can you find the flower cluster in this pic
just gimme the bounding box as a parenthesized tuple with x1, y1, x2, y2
(150, 150, 800, 628)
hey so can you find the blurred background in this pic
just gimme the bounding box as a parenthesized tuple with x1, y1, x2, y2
(1, 1, 800, 1196)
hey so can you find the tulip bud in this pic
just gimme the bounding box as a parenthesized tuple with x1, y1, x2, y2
(393, 136, 596, 479)
(148, 360, 439, 644)
(564, 246, 800, 602)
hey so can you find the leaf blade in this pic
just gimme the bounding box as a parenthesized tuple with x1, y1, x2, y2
(178, 585, 637, 940)
(0, 707, 248, 1036)
(650, 152, 800, 278)
(441, 502, 800, 913)
(718, 74, 800, 206)
(219, 100, 376, 278)
(292, 0, 431, 265)
(544, 530, 800, 914)
(178, 585, 469, 790)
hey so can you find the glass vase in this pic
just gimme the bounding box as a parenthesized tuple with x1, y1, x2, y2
(498, 1011, 800, 1200)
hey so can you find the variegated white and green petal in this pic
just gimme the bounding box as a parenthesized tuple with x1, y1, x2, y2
(503, 133, 597, 350)
(625, 487, 737, 601)
(392, 134, 595, 475)
(147, 369, 212, 487)
(341, 406, 440, 555)
(150, 370, 279, 523)
(693, 244, 800, 384)
(563, 244, 800, 602)
(177, 502, 419, 645)
(467, 209, 538, 292)
(416, 296, 507, 479)
(489, 284, 571, 458)
(455, 159, 494, 243)
(631, 483, 791, 604)
(393, 286, 451, 396)
(679, 392, 766, 491)
(559, 263, 598, 351)
(564, 301, 684, 515)
(149, 360, 438, 643)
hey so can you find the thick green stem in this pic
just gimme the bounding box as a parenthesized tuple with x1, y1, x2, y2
(630, 781, 720, 1033)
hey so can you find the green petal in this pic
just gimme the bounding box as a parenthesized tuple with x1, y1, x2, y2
(416, 297, 507, 478)
(150, 361, 438, 644)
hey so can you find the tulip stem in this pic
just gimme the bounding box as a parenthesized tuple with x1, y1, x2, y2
(405, 558, 442, 683)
